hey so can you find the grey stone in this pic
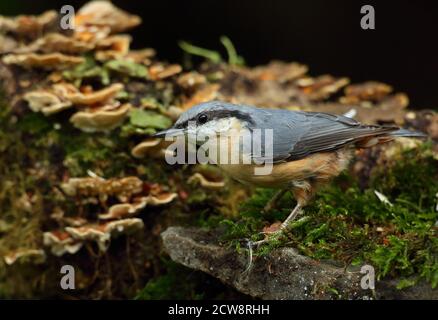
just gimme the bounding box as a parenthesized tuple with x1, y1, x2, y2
(161, 226, 438, 300)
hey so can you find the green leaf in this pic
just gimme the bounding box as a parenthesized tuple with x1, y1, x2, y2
(120, 124, 157, 137)
(178, 40, 222, 64)
(63, 55, 110, 85)
(129, 109, 172, 129)
(305, 223, 329, 243)
(105, 59, 149, 79)
(220, 35, 245, 66)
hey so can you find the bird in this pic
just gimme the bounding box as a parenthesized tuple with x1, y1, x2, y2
(154, 100, 426, 245)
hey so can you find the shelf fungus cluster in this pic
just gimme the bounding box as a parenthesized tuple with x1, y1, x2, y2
(131, 138, 175, 160)
(1, 1, 184, 134)
(1, 1, 411, 137)
(3, 249, 46, 266)
(188, 173, 225, 190)
(41, 176, 177, 256)
(0, 1, 423, 137)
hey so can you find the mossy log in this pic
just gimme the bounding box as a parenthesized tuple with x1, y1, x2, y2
(0, 1, 437, 299)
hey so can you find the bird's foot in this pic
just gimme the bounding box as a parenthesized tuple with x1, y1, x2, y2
(243, 203, 303, 272)
(242, 231, 285, 274)
(250, 228, 285, 247)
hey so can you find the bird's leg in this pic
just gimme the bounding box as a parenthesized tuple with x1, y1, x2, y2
(252, 202, 303, 246)
(263, 189, 288, 213)
(279, 202, 302, 230)
(252, 183, 311, 246)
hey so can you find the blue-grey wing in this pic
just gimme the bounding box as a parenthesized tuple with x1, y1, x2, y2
(253, 110, 398, 163)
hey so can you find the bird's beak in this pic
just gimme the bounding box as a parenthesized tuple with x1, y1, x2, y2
(153, 127, 185, 138)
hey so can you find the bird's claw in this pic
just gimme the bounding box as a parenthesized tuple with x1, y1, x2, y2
(259, 230, 278, 235)
(251, 229, 284, 247)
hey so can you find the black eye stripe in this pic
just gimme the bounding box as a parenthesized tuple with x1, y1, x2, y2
(174, 122, 185, 129)
(218, 110, 252, 123)
(197, 114, 208, 124)
(176, 109, 254, 129)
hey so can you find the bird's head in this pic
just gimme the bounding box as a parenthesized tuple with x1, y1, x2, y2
(154, 101, 254, 142)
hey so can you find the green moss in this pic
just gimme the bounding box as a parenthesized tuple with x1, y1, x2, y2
(15, 112, 52, 134)
(370, 141, 437, 210)
(368, 236, 413, 278)
(219, 144, 438, 288)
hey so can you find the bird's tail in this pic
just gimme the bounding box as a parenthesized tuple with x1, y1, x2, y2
(355, 127, 427, 148)
(390, 128, 427, 138)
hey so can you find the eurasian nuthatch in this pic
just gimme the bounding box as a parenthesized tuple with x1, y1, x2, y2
(155, 101, 426, 244)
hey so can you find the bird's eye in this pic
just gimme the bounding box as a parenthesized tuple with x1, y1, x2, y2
(197, 114, 208, 124)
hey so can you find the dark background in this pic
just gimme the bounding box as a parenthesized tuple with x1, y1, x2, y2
(1, 0, 437, 109)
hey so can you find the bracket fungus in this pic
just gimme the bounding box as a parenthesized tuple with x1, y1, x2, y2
(4, 249, 46, 265)
(23, 90, 73, 115)
(75, 0, 142, 34)
(65, 218, 144, 252)
(340, 81, 393, 105)
(98, 192, 177, 220)
(146, 192, 178, 206)
(62, 83, 124, 105)
(63, 216, 89, 227)
(297, 75, 350, 101)
(188, 173, 225, 190)
(131, 138, 174, 159)
(251, 61, 308, 83)
(125, 48, 156, 65)
(98, 197, 150, 220)
(74, 25, 111, 44)
(2, 53, 85, 70)
(61, 176, 143, 203)
(70, 102, 131, 132)
(182, 83, 221, 110)
(95, 35, 132, 61)
(0, 10, 58, 39)
(0, 34, 18, 53)
(177, 71, 207, 90)
(149, 63, 182, 81)
(21, 33, 95, 55)
(43, 230, 84, 257)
